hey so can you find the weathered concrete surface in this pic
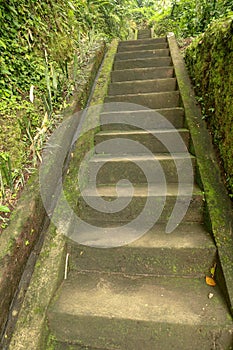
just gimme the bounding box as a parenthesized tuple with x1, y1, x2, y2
(108, 78, 177, 95)
(111, 67, 174, 82)
(118, 38, 167, 46)
(114, 56, 172, 69)
(48, 271, 233, 350)
(105, 90, 180, 109)
(137, 28, 152, 39)
(100, 108, 184, 130)
(69, 223, 216, 276)
(88, 153, 196, 184)
(95, 129, 190, 153)
(77, 183, 204, 223)
(115, 49, 170, 60)
(117, 42, 168, 52)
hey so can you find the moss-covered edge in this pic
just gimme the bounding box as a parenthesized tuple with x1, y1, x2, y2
(168, 33, 233, 315)
(7, 38, 119, 350)
(184, 19, 233, 196)
(63, 39, 119, 212)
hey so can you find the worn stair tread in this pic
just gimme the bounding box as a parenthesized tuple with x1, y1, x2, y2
(108, 78, 177, 95)
(48, 273, 233, 348)
(69, 223, 214, 251)
(105, 91, 180, 109)
(114, 49, 170, 60)
(119, 38, 167, 45)
(117, 43, 168, 52)
(68, 223, 216, 276)
(100, 108, 184, 130)
(82, 183, 202, 197)
(95, 128, 190, 153)
(48, 272, 232, 327)
(114, 56, 172, 69)
(78, 183, 203, 224)
(111, 66, 174, 82)
(88, 153, 196, 184)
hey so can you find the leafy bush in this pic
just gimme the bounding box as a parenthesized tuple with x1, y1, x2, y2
(152, 0, 233, 38)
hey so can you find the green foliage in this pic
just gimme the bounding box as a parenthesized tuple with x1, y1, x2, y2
(152, 0, 233, 37)
(185, 17, 233, 196)
(0, 0, 135, 210)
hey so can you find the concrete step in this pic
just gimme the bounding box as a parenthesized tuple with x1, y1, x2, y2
(137, 29, 151, 39)
(119, 38, 167, 46)
(108, 78, 177, 95)
(111, 67, 174, 82)
(114, 57, 172, 70)
(138, 35, 152, 39)
(118, 43, 168, 52)
(115, 49, 170, 61)
(69, 223, 216, 276)
(105, 91, 180, 110)
(48, 272, 233, 350)
(95, 129, 190, 153)
(88, 154, 196, 184)
(100, 108, 185, 130)
(77, 183, 204, 223)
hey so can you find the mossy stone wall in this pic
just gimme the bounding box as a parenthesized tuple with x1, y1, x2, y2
(185, 18, 233, 196)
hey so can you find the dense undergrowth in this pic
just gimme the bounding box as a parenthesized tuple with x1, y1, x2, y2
(0, 0, 134, 226)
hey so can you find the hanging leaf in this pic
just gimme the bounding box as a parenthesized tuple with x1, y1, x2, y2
(210, 262, 217, 278)
(0, 205, 10, 213)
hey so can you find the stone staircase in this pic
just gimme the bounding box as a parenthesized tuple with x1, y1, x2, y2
(47, 31, 233, 349)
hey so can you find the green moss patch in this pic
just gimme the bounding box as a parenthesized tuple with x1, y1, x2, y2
(185, 17, 233, 197)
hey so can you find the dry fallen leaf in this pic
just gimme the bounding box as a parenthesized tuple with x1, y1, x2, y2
(205, 276, 216, 287)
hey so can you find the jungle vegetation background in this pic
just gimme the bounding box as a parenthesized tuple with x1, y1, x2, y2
(0, 0, 232, 228)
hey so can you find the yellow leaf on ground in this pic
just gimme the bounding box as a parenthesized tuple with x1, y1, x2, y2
(205, 276, 216, 287)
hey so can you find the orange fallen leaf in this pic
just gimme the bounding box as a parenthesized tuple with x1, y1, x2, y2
(205, 276, 216, 287)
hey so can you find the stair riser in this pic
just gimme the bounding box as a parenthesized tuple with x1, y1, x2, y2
(69, 245, 216, 277)
(137, 35, 151, 39)
(95, 130, 190, 154)
(115, 49, 170, 60)
(137, 31, 151, 38)
(88, 158, 196, 185)
(105, 91, 180, 109)
(108, 78, 177, 95)
(100, 109, 184, 130)
(111, 67, 174, 82)
(119, 38, 167, 46)
(77, 195, 204, 223)
(114, 57, 172, 70)
(48, 316, 232, 350)
(118, 43, 168, 52)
